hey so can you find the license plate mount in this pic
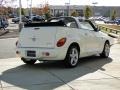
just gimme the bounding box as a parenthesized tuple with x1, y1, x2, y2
(27, 50, 36, 57)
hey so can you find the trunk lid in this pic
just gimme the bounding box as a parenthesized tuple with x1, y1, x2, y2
(19, 27, 57, 48)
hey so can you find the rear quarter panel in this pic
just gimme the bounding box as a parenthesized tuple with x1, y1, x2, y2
(55, 27, 85, 57)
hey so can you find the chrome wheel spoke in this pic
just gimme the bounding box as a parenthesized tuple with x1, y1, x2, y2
(70, 48, 79, 66)
(71, 57, 75, 65)
(105, 44, 110, 56)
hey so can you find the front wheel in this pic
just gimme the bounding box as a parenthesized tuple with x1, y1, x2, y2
(100, 42, 110, 58)
(64, 46, 79, 68)
(21, 58, 36, 65)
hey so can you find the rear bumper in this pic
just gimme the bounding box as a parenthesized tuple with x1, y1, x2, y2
(16, 47, 68, 61)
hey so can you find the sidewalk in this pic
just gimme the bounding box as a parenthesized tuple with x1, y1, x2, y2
(7, 18, 19, 30)
(0, 49, 120, 90)
(6, 24, 19, 30)
(0, 30, 9, 36)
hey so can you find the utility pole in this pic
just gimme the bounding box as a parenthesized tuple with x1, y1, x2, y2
(19, 0, 23, 32)
(30, 0, 32, 17)
(68, 0, 70, 16)
(19, 0, 22, 23)
(65, 0, 70, 16)
(92, 2, 98, 17)
(27, 0, 29, 16)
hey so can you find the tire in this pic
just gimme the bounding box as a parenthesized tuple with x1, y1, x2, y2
(21, 58, 36, 65)
(100, 42, 110, 58)
(64, 46, 79, 68)
(28, 20, 32, 23)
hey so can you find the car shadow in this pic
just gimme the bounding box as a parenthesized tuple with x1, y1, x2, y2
(1, 56, 112, 90)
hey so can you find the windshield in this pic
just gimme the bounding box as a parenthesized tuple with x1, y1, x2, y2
(79, 19, 97, 30)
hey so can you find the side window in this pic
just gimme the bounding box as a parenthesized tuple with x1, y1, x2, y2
(64, 17, 78, 28)
(66, 22, 78, 28)
(79, 21, 94, 31)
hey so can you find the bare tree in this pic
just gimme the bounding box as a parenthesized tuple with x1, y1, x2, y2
(0, 0, 16, 6)
(84, 6, 92, 19)
(0, 0, 16, 15)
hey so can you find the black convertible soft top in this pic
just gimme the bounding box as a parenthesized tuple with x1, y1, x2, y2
(24, 20, 66, 27)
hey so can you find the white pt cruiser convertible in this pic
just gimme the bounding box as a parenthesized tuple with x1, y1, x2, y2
(16, 17, 113, 68)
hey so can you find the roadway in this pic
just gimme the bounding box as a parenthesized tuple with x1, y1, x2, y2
(0, 38, 120, 90)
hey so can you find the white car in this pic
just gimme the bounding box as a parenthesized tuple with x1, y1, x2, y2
(16, 17, 113, 68)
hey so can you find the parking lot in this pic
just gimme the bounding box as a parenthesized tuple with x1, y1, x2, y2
(0, 19, 120, 90)
(0, 37, 120, 90)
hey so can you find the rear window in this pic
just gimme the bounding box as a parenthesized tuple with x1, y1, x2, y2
(48, 18, 64, 22)
(49, 17, 78, 28)
(24, 21, 66, 27)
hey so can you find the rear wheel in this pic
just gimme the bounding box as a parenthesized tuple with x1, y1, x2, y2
(21, 58, 36, 65)
(64, 46, 79, 68)
(100, 42, 110, 58)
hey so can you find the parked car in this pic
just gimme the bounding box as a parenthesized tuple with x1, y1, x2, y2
(16, 16, 113, 68)
(12, 16, 31, 23)
(0, 17, 9, 29)
(29, 15, 45, 22)
(116, 19, 120, 25)
(9, 14, 17, 18)
(12, 15, 45, 23)
(12, 17, 19, 23)
(104, 19, 116, 24)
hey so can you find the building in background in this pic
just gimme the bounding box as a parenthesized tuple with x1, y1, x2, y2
(49, 5, 120, 17)
(49, 5, 84, 17)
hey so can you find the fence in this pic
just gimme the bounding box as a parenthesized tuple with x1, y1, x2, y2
(98, 25, 120, 35)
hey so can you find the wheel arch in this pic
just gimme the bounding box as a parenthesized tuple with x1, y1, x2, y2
(67, 42, 80, 54)
(101, 40, 110, 53)
(105, 40, 110, 45)
(64, 42, 81, 67)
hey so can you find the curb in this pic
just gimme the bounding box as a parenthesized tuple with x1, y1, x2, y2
(0, 30, 9, 36)
(108, 33, 119, 38)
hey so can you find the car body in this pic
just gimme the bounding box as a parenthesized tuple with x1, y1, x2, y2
(12, 15, 45, 23)
(104, 19, 116, 24)
(9, 14, 17, 18)
(0, 17, 9, 29)
(29, 15, 45, 22)
(16, 16, 113, 67)
(12, 17, 19, 23)
(116, 19, 120, 25)
(12, 16, 31, 23)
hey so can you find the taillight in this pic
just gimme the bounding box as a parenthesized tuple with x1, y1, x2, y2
(57, 38, 66, 47)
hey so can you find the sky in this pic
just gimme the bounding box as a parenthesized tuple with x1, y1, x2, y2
(14, 0, 120, 8)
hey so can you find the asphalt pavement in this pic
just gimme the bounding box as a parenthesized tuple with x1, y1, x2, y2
(0, 19, 120, 90)
(0, 19, 19, 39)
(0, 38, 17, 59)
(0, 38, 120, 90)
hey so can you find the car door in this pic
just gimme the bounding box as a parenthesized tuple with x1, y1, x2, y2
(89, 21, 105, 52)
(64, 17, 88, 57)
(79, 21, 100, 55)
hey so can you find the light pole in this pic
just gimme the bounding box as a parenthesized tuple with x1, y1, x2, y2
(19, 0, 22, 23)
(65, 0, 70, 16)
(19, 0, 23, 32)
(68, 0, 70, 16)
(65, 3, 69, 16)
(92, 2, 98, 17)
(27, 0, 29, 16)
(30, 0, 32, 17)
